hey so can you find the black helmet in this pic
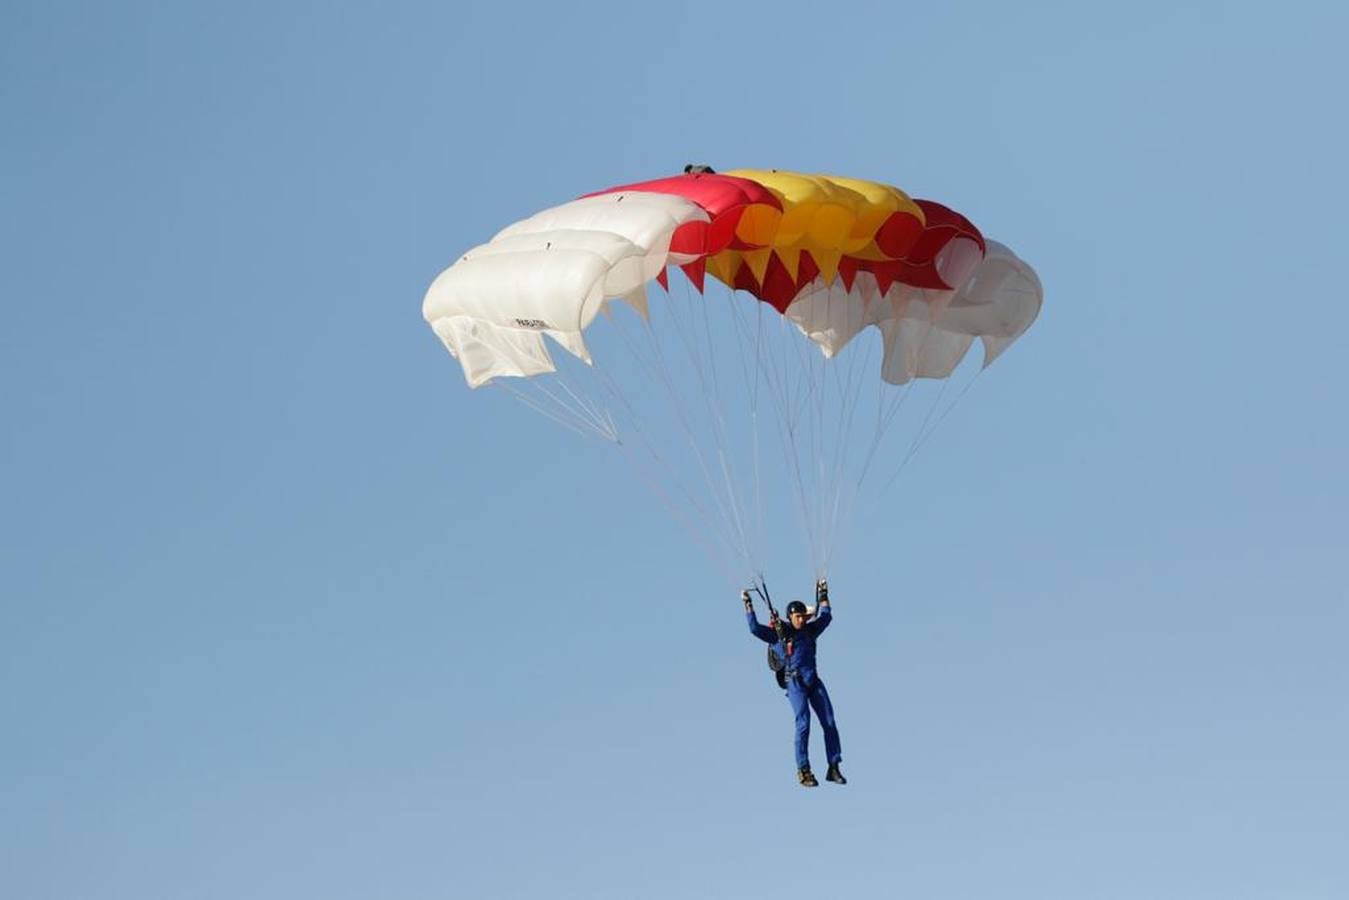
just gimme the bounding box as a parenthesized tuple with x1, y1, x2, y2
(785, 600, 808, 616)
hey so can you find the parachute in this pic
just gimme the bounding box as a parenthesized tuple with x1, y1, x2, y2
(424, 167, 1041, 581)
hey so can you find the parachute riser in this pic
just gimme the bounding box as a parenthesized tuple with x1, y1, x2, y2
(747, 577, 791, 647)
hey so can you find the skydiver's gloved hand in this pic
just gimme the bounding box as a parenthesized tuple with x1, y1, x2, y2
(742, 590, 753, 613)
(816, 579, 829, 605)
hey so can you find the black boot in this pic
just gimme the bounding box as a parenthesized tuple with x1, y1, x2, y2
(797, 766, 819, 787)
(826, 763, 847, 784)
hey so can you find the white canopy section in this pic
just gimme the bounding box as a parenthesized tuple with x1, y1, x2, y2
(783, 241, 1042, 384)
(423, 192, 709, 387)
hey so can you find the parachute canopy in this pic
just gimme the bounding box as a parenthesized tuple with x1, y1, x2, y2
(423, 168, 1041, 388)
(422, 166, 1044, 582)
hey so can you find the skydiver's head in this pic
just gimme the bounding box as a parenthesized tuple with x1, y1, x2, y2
(786, 600, 809, 629)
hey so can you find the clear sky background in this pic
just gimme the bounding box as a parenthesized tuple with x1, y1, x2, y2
(4, 1, 1347, 898)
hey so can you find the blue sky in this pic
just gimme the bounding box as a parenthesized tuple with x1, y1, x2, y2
(3, 1, 1347, 898)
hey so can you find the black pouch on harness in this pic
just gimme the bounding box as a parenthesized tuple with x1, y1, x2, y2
(767, 646, 788, 689)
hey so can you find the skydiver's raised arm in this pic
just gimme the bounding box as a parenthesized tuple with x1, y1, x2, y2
(744, 590, 778, 643)
(810, 580, 832, 636)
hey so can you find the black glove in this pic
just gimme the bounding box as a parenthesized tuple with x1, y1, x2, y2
(816, 580, 829, 604)
(741, 590, 753, 612)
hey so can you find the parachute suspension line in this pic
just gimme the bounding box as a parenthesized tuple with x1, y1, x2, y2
(486, 303, 751, 582)
(875, 309, 965, 473)
(693, 274, 757, 570)
(549, 367, 619, 441)
(719, 285, 768, 569)
(875, 350, 921, 442)
(792, 299, 832, 578)
(821, 282, 868, 575)
(752, 297, 766, 556)
(600, 304, 751, 570)
(821, 308, 875, 574)
(608, 414, 745, 587)
(640, 280, 757, 575)
(787, 312, 817, 434)
(667, 276, 754, 572)
(904, 364, 952, 461)
(878, 367, 984, 495)
(796, 310, 826, 578)
(584, 335, 748, 583)
(822, 287, 862, 573)
(634, 298, 754, 574)
(720, 284, 770, 574)
(808, 308, 825, 580)
(832, 307, 948, 552)
(804, 287, 829, 576)
(860, 377, 916, 483)
(736, 294, 820, 576)
(770, 306, 824, 576)
(766, 311, 813, 571)
(855, 310, 946, 488)
(492, 377, 617, 443)
(491, 381, 599, 442)
(652, 315, 747, 569)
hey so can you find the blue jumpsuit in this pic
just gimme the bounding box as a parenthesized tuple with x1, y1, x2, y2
(747, 605, 842, 771)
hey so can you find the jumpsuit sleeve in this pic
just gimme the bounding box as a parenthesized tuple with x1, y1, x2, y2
(810, 603, 832, 636)
(746, 611, 778, 643)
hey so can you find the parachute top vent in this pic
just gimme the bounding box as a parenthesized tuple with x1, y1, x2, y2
(683, 164, 716, 175)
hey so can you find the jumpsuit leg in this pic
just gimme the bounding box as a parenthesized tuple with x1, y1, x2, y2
(787, 681, 811, 769)
(807, 679, 842, 765)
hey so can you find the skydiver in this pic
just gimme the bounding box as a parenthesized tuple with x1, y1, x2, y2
(744, 580, 846, 787)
